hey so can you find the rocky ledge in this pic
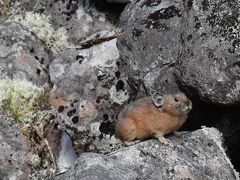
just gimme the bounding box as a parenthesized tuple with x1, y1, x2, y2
(54, 127, 239, 180)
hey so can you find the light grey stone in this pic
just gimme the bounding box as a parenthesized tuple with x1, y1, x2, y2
(0, 22, 53, 86)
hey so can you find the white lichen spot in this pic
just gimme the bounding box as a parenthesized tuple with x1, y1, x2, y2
(109, 86, 129, 105)
(77, 125, 87, 132)
(30, 154, 41, 166)
(0, 66, 8, 79)
(98, 15, 106, 22)
(90, 122, 101, 136)
(49, 62, 66, 79)
(10, 12, 71, 54)
(226, 80, 240, 99)
(9, 175, 17, 180)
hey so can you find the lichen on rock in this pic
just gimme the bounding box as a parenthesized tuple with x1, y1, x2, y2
(0, 0, 10, 18)
(0, 78, 45, 120)
(109, 85, 129, 105)
(10, 12, 71, 54)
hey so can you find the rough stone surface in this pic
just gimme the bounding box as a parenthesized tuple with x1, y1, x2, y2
(9, 0, 115, 44)
(54, 153, 137, 180)
(180, 102, 240, 172)
(117, 0, 184, 95)
(0, 111, 30, 180)
(175, 0, 240, 105)
(118, 0, 240, 105)
(0, 21, 53, 86)
(106, 0, 132, 3)
(54, 127, 239, 180)
(49, 39, 128, 154)
(116, 1, 240, 171)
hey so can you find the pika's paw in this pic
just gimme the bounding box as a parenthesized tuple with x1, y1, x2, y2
(155, 134, 172, 145)
(158, 136, 171, 145)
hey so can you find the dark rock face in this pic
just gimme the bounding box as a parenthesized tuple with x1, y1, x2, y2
(175, 0, 240, 105)
(117, 0, 184, 95)
(0, 22, 52, 86)
(106, 0, 131, 3)
(54, 128, 239, 180)
(49, 39, 120, 100)
(0, 111, 30, 180)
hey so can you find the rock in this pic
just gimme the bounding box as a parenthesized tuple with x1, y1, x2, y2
(54, 153, 137, 180)
(117, 0, 184, 95)
(49, 38, 128, 154)
(54, 127, 239, 180)
(106, 0, 132, 3)
(174, 0, 240, 105)
(0, 21, 53, 86)
(9, 0, 115, 44)
(49, 38, 121, 101)
(180, 102, 240, 172)
(116, 0, 240, 173)
(0, 111, 30, 180)
(44, 121, 78, 174)
(118, 0, 240, 105)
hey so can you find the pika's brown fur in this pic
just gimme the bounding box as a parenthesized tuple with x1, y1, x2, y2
(115, 92, 192, 144)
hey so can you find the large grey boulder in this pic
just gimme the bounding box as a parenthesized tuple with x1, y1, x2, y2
(118, 0, 240, 105)
(175, 0, 240, 105)
(116, 0, 240, 173)
(54, 127, 239, 180)
(117, 0, 184, 95)
(0, 22, 53, 86)
(49, 38, 121, 100)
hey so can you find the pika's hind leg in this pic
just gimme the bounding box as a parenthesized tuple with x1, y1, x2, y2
(115, 118, 137, 142)
(155, 133, 171, 145)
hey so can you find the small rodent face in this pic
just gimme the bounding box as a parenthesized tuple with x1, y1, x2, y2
(162, 93, 192, 116)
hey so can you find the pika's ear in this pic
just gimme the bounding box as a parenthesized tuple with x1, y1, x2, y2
(151, 92, 164, 107)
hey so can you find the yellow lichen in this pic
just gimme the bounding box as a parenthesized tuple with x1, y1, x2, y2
(0, 79, 44, 120)
(0, 78, 56, 179)
(0, 0, 10, 18)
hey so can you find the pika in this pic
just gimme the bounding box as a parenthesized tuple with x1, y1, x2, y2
(115, 92, 192, 144)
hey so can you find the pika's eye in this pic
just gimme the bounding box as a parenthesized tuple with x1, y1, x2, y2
(174, 98, 179, 102)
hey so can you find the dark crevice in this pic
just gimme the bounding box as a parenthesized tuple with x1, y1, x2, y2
(88, 0, 127, 24)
